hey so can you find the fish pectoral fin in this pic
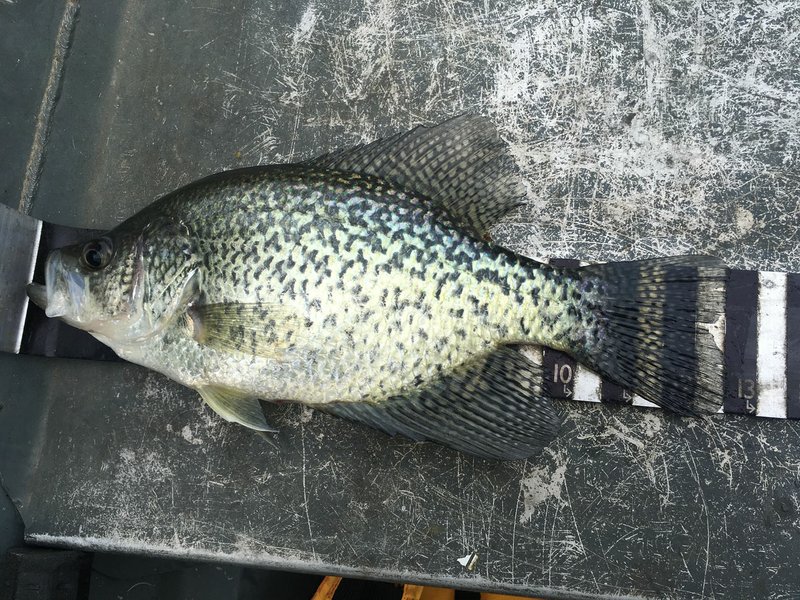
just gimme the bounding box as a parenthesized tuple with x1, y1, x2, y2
(304, 115, 525, 239)
(198, 385, 278, 432)
(187, 302, 304, 359)
(323, 346, 561, 461)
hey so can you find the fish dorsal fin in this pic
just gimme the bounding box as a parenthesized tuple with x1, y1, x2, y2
(323, 346, 561, 460)
(198, 385, 277, 432)
(305, 115, 526, 237)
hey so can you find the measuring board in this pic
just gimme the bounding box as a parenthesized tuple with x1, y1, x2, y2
(1, 202, 798, 419)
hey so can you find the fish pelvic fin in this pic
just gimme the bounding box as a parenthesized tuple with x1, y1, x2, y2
(305, 115, 525, 238)
(198, 384, 277, 432)
(323, 346, 561, 461)
(577, 256, 728, 415)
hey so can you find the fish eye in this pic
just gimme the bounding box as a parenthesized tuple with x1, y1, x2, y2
(81, 239, 113, 271)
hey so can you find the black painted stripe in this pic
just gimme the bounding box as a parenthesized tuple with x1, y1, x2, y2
(661, 264, 698, 408)
(600, 380, 635, 405)
(542, 348, 576, 400)
(787, 273, 800, 419)
(543, 259, 580, 400)
(599, 259, 639, 406)
(723, 269, 759, 415)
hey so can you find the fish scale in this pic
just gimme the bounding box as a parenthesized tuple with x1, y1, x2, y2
(115, 168, 575, 406)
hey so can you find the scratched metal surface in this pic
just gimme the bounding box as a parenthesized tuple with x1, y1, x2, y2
(2, 354, 800, 599)
(1, 0, 800, 598)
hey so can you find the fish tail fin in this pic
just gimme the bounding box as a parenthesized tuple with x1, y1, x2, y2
(577, 256, 728, 415)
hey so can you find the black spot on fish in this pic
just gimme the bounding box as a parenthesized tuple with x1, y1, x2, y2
(434, 278, 446, 300)
(297, 220, 312, 236)
(519, 317, 530, 336)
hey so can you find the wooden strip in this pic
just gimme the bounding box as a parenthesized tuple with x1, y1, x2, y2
(311, 575, 342, 600)
(402, 584, 425, 600)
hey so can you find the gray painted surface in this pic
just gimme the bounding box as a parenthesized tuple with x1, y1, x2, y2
(1, 0, 799, 598)
(0, 489, 23, 562)
(1, 354, 800, 598)
(0, 0, 63, 207)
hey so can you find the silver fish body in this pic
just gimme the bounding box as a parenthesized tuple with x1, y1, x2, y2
(29, 116, 728, 459)
(118, 168, 581, 402)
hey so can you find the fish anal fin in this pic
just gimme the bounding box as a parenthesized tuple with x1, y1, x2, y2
(324, 346, 560, 460)
(198, 384, 277, 432)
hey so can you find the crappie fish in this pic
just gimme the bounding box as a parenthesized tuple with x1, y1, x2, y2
(27, 116, 727, 460)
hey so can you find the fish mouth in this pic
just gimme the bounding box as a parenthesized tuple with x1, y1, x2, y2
(26, 282, 48, 311)
(26, 251, 85, 319)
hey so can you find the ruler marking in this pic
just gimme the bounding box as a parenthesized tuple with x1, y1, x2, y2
(723, 270, 760, 415)
(756, 272, 787, 418)
(573, 366, 601, 403)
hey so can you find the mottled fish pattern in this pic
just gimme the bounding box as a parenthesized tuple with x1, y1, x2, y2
(29, 116, 728, 459)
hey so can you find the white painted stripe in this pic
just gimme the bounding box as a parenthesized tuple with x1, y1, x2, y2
(13, 219, 43, 354)
(631, 395, 660, 409)
(757, 271, 788, 418)
(573, 365, 601, 402)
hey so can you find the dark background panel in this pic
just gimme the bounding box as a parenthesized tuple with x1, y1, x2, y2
(0, 0, 65, 210)
(2, 0, 800, 598)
